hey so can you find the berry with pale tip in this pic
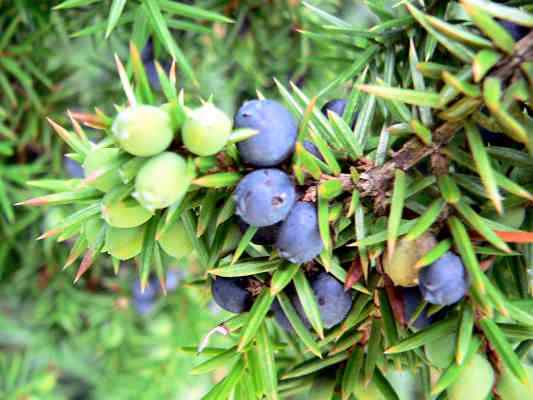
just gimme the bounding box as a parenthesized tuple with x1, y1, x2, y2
(112, 105, 174, 157)
(182, 103, 233, 156)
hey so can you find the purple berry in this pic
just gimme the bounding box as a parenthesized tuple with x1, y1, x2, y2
(63, 156, 84, 179)
(273, 273, 352, 331)
(133, 299, 157, 315)
(235, 99, 297, 166)
(321, 98, 357, 128)
(165, 269, 184, 292)
(419, 252, 469, 306)
(401, 287, 432, 330)
(321, 99, 347, 117)
(306, 273, 352, 329)
(132, 278, 159, 302)
(211, 277, 254, 313)
(132, 277, 159, 315)
(234, 169, 296, 227)
(275, 201, 323, 264)
(237, 217, 282, 246)
(141, 38, 171, 91)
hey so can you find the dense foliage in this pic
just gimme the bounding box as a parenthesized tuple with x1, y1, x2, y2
(2, 0, 533, 399)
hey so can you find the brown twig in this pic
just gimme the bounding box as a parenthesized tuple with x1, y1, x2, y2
(355, 33, 533, 201)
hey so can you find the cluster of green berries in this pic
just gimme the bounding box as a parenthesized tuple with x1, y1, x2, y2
(78, 99, 234, 262)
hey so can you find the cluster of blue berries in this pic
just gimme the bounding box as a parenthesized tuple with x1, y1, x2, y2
(233, 99, 333, 264)
(211, 98, 355, 330)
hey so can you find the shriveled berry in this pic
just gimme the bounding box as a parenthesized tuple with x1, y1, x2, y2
(384, 233, 437, 287)
(134, 152, 190, 211)
(500, 20, 530, 42)
(82, 147, 122, 192)
(112, 105, 173, 157)
(496, 363, 533, 400)
(448, 354, 494, 400)
(419, 251, 469, 306)
(235, 99, 297, 166)
(401, 287, 432, 330)
(211, 277, 253, 313)
(158, 220, 193, 259)
(275, 201, 323, 264)
(102, 198, 153, 228)
(234, 169, 296, 227)
(105, 225, 145, 260)
(425, 333, 456, 369)
(237, 217, 281, 246)
(182, 103, 233, 156)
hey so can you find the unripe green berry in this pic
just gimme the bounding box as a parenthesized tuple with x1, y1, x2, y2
(182, 103, 233, 156)
(105, 225, 145, 260)
(448, 353, 494, 400)
(134, 152, 190, 211)
(384, 233, 436, 287)
(112, 105, 174, 156)
(102, 198, 152, 228)
(496, 363, 533, 399)
(425, 333, 456, 369)
(158, 220, 193, 259)
(82, 147, 122, 192)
